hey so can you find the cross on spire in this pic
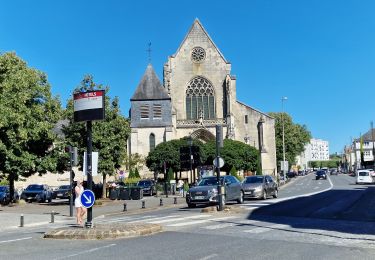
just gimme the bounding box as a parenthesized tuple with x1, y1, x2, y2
(147, 42, 152, 63)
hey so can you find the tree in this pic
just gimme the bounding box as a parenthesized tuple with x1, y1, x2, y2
(62, 75, 130, 198)
(0, 52, 62, 199)
(269, 112, 311, 171)
(202, 139, 260, 173)
(134, 168, 140, 178)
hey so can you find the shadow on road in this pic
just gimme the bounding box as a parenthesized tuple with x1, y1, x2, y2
(247, 186, 375, 235)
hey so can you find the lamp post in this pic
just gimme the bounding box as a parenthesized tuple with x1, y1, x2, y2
(371, 121, 375, 169)
(281, 97, 288, 181)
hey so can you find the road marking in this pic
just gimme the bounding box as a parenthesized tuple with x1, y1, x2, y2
(167, 216, 235, 227)
(127, 215, 181, 223)
(147, 214, 211, 224)
(199, 254, 218, 260)
(0, 237, 32, 244)
(54, 244, 116, 260)
(244, 224, 289, 234)
(202, 223, 236, 230)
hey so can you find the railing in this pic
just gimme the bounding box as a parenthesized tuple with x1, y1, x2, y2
(176, 118, 226, 128)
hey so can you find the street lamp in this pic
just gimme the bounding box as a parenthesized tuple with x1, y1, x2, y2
(281, 96, 288, 181)
(188, 136, 193, 183)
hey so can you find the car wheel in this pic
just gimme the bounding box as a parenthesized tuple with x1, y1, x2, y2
(187, 203, 196, 208)
(273, 189, 278, 198)
(237, 191, 244, 204)
(262, 190, 267, 200)
(48, 197, 52, 203)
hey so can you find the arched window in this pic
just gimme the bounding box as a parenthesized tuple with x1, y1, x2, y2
(186, 76, 215, 120)
(149, 133, 155, 152)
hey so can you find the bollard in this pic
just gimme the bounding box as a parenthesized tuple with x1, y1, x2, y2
(51, 211, 55, 223)
(174, 197, 177, 204)
(160, 198, 163, 206)
(20, 214, 24, 227)
(142, 200, 145, 209)
(123, 202, 127, 212)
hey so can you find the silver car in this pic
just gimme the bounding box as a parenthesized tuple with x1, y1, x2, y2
(242, 175, 278, 200)
(186, 176, 244, 208)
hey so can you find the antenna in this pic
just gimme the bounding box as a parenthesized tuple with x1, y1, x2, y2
(147, 42, 152, 63)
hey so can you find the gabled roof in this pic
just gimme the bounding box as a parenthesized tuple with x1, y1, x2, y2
(236, 100, 274, 119)
(356, 129, 375, 142)
(172, 18, 228, 63)
(131, 64, 170, 101)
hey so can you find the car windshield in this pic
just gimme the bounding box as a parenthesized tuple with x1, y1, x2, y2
(138, 181, 151, 186)
(244, 176, 264, 184)
(198, 177, 223, 186)
(317, 171, 325, 175)
(26, 185, 43, 191)
(59, 185, 70, 189)
(0, 186, 7, 192)
(359, 172, 369, 176)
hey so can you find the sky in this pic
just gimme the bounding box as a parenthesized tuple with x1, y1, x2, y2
(1, 0, 375, 154)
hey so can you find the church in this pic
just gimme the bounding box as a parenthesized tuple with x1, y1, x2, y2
(129, 19, 277, 179)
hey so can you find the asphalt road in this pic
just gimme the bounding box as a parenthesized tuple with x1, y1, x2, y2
(1, 173, 375, 260)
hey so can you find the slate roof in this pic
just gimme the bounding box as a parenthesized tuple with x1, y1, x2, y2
(356, 129, 375, 142)
(131, 64, 170, 101)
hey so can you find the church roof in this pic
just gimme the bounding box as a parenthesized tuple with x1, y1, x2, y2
(236, 100, 274, 119)
(172, 18, 228, 63)
(131, 64, 170, 101)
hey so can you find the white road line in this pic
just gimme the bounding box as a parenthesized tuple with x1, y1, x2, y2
(147, 214, 211, 224)
(167, 216, 235, 227)
(242, 203, 272, 206)
(54, 244, 116, 260)
(244, 224, 289, 234)
(127, 215, 181, 223)
(240, 206, 260, 210)
(202, 223, 236, 230)
(0, 237, 33, 244)
(199, 254, 218, 260)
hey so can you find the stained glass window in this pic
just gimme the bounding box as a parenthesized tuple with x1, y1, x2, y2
(186, 76, 215, 119)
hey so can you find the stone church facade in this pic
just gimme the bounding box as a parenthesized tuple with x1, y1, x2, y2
(129, 19, 276, 178)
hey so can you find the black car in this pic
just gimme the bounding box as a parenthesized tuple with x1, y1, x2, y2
(315, 170, 327, 180)
(287, 171, 297, 178)
(53, 185, 71, 199)
(21, 184, 53, 203)
(0, 186, 19, 205)
(137, 180, 156, 196)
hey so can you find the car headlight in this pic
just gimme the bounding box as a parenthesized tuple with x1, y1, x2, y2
(254, 186, 262, 192)
(208, 188, 218, 195)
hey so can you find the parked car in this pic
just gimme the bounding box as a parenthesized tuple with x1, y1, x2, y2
(53, 185, 71, 199)
(186, 176, 243, 208)
(137, 180, 156, 196)
(315, 170, 327, 180)
(0, 186, 19, 205)
(21, 184, 53, 203)
(242, 175, 278, 200)
(356, 170, 373, 184)
(287, 171, 297, 178)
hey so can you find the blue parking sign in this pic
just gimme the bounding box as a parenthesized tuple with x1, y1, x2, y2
(80, 190, 95, 208)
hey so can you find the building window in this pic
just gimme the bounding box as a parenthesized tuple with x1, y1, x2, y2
(153, 104, 162, 119)
(140, 105, 149, 119)
(186, 76, 215, 119)
(245, 115, 248, 124)
(149, 133, 155, 152)
(191, 47, 206, 63)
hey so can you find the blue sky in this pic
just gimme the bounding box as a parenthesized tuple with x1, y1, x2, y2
(1, 0, 375, 154)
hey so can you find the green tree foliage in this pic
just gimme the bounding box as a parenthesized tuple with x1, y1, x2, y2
(167, 167, 174, 181)
(128, 168, 134, 178)
(0, 52, 62, 199)
(229, 166, 243, 181)
(62, 75, 130, 197)
(269, 112, 311, 170)
(202, 139, 260, 173)
(134, 168, 140, 178)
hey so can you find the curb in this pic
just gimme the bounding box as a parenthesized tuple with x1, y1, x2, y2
(44, 223, 162, 240)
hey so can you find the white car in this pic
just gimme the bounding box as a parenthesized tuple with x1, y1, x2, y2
(356, 170, 373, 184)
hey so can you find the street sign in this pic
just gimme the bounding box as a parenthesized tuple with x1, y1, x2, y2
(73, 90, 105, 122)
(80, 190, 95, 209)
(280, 161, 289, 171)
(83, 152, 98, 176)
(213, 156, 225, 168)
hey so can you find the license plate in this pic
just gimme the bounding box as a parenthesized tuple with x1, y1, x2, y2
(244, 191, 252, 195)
(57, 193, 62, 196)
(194, 196, 205, 200)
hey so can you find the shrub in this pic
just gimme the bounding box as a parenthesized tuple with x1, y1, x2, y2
(134, 168, 141, 178)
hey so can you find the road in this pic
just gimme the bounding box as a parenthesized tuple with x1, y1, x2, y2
(1, 172, 375, 260)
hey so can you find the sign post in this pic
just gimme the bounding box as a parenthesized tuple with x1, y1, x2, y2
(215, 125, 224, 211)
(73, 90, 105, 228)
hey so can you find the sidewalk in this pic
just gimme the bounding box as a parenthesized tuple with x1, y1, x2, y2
(0, 195, 186, 230)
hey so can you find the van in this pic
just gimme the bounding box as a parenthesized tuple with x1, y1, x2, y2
(356, 170, 373, 184)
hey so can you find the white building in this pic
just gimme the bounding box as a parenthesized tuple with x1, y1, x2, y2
(297, 138, 330, 169)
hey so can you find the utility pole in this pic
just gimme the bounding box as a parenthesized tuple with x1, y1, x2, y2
(85, 121, 93, 228)
(216, 125, 223, 211)
(281, 97, 288, 180)
(372, 121, 375, 169)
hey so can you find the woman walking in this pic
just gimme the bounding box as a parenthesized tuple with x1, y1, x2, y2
(74, 180, 87, 226)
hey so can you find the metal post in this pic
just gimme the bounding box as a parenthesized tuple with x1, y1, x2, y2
(189, 136, 193, 186)
(160, 198, 163, 206)
(142, 200, 145, 209)
(372, 122, 375, 169)
(69, 148, 73, 217)
(123, 202, 127, 212)
(20, 214, 24, 227)
(216, 125, 223, 211)
(282, 97, 288, 180)
(85, 121, 93, 228)
(164, 162, 168, 198)
(51, 211, 55, 223)
(174, 197, 177, 204)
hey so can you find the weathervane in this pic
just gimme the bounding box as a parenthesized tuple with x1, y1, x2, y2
(147, 42, 152, 63)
